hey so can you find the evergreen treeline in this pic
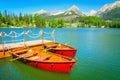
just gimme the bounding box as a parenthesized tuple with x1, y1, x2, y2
(77, 16, 120, 28)
(0, 10, 120, 28)
(0, 11, 65, 28)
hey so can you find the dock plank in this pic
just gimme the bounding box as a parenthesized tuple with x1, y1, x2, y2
(0, 40, 51, 51)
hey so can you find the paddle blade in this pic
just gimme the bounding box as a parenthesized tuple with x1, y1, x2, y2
(10, 56, 22, 61)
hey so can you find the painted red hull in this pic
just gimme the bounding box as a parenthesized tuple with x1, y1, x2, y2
(28, 61, 76, 73)
(51, 49, 77, 57)
(12, 53, 76, 73)
(45, 42, 77, 57)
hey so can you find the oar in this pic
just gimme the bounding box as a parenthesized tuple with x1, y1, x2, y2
(10, 53, 29, 62)
(10, 56, 24, 61)
(10, 50, 37, 61)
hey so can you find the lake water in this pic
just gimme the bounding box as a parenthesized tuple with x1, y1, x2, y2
(0, 28, 120, 80)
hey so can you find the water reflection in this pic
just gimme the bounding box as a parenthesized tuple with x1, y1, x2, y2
(0, 57, 72, 80)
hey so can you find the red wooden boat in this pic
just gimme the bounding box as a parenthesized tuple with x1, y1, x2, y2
(10, 47, 77, 73)
(44, 42, 77, 57)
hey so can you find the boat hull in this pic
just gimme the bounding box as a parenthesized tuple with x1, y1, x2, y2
(45, 42, 77, 57)
(28, 61, 76, 73)
(50, 49, 77, 58)
(12, 53, 76, 73)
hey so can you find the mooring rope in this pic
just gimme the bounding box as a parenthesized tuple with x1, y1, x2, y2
(0, 30, 56, 43)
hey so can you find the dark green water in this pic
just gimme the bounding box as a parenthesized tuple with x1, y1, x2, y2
(0, 28, 120, 80)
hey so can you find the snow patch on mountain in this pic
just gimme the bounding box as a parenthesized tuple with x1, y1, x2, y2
(86, 10, 97, 16)
(50, 10, 65, 15)
(33, 9, 48, 15)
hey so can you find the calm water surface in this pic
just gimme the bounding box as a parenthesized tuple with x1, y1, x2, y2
(0, 28, 120, 80)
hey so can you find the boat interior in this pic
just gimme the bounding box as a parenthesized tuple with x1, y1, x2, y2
(44, 42, 76, 50)
(10, 46, 76, 63)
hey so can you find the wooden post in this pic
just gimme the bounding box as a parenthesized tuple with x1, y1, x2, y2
(28, 30, 32, 41)
(12, 36, 14, 43)
(1, 32, 5, 55)
(24, 31, 26, 48)
(27, 30, 32, 49)
(52, 30, 55, 42)
(11, 30, 15, 43)
(40, 30, 45, 49)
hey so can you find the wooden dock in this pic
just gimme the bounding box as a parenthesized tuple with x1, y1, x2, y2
(0, 40, 51, 58)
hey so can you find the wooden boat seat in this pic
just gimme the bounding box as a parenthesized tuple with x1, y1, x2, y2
(11, 49, 28, 55)
(45, 42, 58, 48)
(28, 56, 51, 61)
(52, 47, 70, 50)
(45, 45, 57, 48)
(19, 52, 37, 58)
(11, 47, 27, 52)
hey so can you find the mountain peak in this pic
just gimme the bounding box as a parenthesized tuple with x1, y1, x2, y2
(65, 5, 84, 16)
(68, 5, 80, 11)
(96, 1, 120, 16)
(87, 10, 97, 16)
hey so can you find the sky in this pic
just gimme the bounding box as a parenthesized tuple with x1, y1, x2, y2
(0, 0, 116, 15)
